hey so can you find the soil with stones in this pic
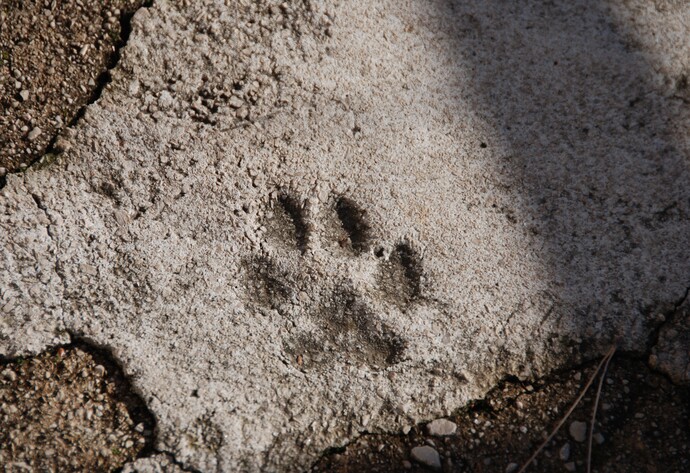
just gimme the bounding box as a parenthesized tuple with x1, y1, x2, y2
(0, 346, 155, 472)
(312, 356, 690, 473)
(4, 348, 688, 472)
(0, 0, 146, 178)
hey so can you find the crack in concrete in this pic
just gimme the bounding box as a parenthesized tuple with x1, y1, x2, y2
(645, 285, 690, 356)
(0, 337, 158, 470)
(0, 1, 154, 191)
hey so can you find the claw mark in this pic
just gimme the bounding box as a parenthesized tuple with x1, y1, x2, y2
(395, 243, 423, 299)
(335, 197, 372, 253)
(265, 192, 309, 253)
(243, 256, 292, 311)
(377, 243, 423, 308)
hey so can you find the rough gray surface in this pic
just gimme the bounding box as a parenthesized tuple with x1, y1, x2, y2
(1, 0, 689, 471)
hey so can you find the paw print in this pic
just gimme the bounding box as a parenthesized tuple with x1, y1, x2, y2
(242, 192, 426, 371)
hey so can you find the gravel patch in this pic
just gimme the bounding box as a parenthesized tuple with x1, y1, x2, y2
(0, 345, 155, 472)
(0, 0, 147, 175)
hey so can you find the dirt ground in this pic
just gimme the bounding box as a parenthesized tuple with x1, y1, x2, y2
(0, 0, 146, 178)
(0, 345, 155, 472)
(312, 356, 690, 473)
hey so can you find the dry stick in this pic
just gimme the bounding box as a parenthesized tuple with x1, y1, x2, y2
(516, 345, 617, 473)
(587, 346, 616, 473)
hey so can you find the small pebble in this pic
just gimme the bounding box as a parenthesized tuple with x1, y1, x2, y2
(236, 106, 249, 119)
(559, 442, 571, 461)
(565, 461, 576, 472)
(402, 460, 412, 469)
(19, 90, 30, 101)
(427, 418, 457, 436)
(129, 80, 140, 96)
(27, 127, 42, 141)
(54, 137, 72, 152)
(158, 91, 174, 109)
(411, 446, 441, 470)
(505, 462, 519, 473)
(569, 421, 587, 442)
(1, 369, 17, 382)
(593, 433, 605, 445)
(228, 96, 244, 108)
(94, 365, 106, 376)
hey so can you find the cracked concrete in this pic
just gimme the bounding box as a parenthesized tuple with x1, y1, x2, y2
(650, 287, 690, 384)
(1, 0, 689, 471)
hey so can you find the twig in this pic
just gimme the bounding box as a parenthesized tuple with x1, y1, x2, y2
(517, 345, 617, 473)
(587, 346, 615, 473)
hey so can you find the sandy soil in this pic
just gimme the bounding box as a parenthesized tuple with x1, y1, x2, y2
(0, 0, 146, 176)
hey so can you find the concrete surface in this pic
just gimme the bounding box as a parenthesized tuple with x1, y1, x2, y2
(1, 0, 689, 471)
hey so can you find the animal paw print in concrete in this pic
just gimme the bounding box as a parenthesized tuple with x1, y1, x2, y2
(242, 192, 425, 371)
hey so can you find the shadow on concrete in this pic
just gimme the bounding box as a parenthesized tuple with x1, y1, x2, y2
(434, 0, 690, 357)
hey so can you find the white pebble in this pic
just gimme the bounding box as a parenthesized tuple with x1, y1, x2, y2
(27, 127, 42, 141)
(427, 418, 457, 436)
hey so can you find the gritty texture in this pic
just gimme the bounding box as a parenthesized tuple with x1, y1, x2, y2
(0, 0, 146, 173)
(1, 0, 689, 471)
(0, 346, 153, 472)
(122, 453, 188, 473)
